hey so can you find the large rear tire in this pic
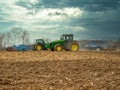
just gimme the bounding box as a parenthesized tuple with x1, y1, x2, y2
(69, 42, 79, 51)
(54, 44, 62, 51)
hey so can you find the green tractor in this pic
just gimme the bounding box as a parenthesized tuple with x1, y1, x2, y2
(33, 39, 50, 51)
(33, 34, 79, 51)
(60, 34, 79, 51)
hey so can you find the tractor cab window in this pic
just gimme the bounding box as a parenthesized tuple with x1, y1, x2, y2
(36, 39, 45, 44)
(65, 35, 73, 41)
(60, 35, 65, 40)
(61, 34, 73, 41)
(66, 36, 69, 40)
(69, 35, 73, 41)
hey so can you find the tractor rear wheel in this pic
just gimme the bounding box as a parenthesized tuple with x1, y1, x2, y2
(69, 42, 79, 51)
(54, 44, 62, 51)
(36, 44, 42, 51)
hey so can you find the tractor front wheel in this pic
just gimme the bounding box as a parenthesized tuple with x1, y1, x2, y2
(36, 44, 42, 51)
(54, 44, 62, 51)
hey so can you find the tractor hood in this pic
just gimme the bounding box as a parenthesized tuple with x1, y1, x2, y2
(50, 40, 65, 45)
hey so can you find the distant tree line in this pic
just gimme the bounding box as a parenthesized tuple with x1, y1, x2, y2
(0, 27, 30, 50)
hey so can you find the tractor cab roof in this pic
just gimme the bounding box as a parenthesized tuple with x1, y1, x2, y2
(61, 34, 73, 36)
(35, 39, 43, 41)
(35, 39, 45, 44)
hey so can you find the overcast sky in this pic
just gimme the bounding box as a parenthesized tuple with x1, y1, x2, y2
(0, 0, 120, 41)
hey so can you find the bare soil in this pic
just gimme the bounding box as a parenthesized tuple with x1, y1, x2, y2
(0, 51, 120, 90)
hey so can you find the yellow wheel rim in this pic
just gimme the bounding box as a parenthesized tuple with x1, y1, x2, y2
(47, 48, 51, 51)
(71, 44, 78, 51)
(56, 45, 62, 51)
(36, 45, 42, 51)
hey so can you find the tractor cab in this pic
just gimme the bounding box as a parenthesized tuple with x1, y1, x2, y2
(60, 34, 73, 41)
(36, 39, 45, 45)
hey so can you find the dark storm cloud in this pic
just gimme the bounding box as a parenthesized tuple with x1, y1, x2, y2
(64, 0, 120, 11)
(79, 21, 120, 40)
(16, 0, 120, 11)
(12, 0, 120, 40)
(40, 0, 120, 10)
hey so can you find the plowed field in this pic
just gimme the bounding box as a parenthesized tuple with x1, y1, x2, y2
(0, 51, 120, 90)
